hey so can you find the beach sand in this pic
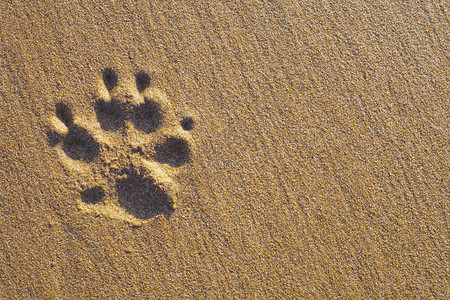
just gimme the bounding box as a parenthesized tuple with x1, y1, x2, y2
(0, 1, 448, 298)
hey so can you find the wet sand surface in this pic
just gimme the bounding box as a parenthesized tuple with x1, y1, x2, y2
(0, 1, 448, 298)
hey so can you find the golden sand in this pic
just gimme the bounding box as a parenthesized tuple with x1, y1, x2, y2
(0, 1, 448, 298)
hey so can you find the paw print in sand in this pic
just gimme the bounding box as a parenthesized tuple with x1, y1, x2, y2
(47, 69, 195, 225)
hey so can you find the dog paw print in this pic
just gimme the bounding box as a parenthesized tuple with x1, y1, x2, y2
(47, 68, 195, 225)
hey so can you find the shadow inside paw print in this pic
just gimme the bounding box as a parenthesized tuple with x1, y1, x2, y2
(47, 102, 100, 162)
(94, 99, 126, 131)
(180, 117, 195, 131)
(155, 137, 190, 167)
(116, 169, 174, 219)
(132, 99, 163, 133)
(102, 68, 118, 91)
(63, 127, 100, 162)
(135, 71, 151, 93)
(81, 186, 105, 204)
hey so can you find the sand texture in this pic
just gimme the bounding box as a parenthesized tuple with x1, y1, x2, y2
(0, 1, 448, 298)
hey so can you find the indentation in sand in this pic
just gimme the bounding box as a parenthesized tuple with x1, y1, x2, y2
(47, 68, 195, 225)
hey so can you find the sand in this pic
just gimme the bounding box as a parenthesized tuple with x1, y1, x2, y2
(0, 1, 448, 298)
